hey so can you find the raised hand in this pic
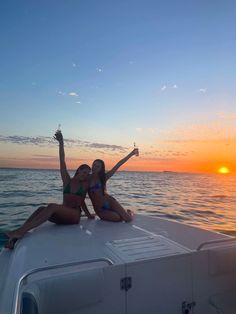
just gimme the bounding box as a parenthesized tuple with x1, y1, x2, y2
(131, 148, 139, 157)
(54, 130, 63, 144)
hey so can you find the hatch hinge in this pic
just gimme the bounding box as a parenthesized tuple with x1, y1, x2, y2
(120, 277, 132, 291)
(182, 301, 196, 314)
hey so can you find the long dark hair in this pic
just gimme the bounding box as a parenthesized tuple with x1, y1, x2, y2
(74, 164, 91, 178)
(94, 159, 106, 195)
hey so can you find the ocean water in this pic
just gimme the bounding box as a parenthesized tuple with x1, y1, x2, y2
(1, 168, 236, 249)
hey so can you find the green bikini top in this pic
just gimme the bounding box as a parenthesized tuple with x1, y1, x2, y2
(63, 182, 86, 197)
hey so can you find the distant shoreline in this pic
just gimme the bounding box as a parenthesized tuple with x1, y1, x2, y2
(0, 167, 209, 175)
(1, 166, 234, 175)
(2, 167, 235, 175)
(0, 167, 171, 173)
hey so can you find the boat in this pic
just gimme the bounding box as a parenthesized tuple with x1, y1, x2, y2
(0, 213, 236, 314)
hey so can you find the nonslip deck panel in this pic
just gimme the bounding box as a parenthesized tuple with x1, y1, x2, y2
(106, 235, 190, 262)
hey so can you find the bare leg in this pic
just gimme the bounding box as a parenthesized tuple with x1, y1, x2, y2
(4, 238, 18, 250)
(98, 210, 122, 222)
(103, 195, 133, 222)
(5, 206, 46, 249)
(6, 204, 80, 246)
(24, 206, 46, 224)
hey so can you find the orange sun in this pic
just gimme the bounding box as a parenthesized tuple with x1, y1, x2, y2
(218, 166, 230, 174)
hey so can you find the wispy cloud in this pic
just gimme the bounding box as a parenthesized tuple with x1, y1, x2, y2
(139, 156, 177, 162)
(31, 155, 85, 162)
(58, 91, 80, 100)
(161, 85, 167, 91)
(33, 154, 57, 158)
(217, 112, 236, 119)
(135, 127, 157, 135)
(142, 150, 189, 158)
(160, 84, 177, 91)
(163, 138, 236, 144)
(0, 135, 127, 152)
(147, 128, 157, 134)
(0, 135, 54, 146)
(162, 122, 236, 142)
(30, 156, 58, 162)
(68, 92, 79, 97)
(85, 142, 127, 152)
(199, 88, 207, 93)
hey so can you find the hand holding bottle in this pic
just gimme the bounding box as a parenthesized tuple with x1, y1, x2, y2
(133, 142, 139, 156)
(54, 124, 63, 144)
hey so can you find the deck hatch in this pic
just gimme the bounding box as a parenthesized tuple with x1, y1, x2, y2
(106, 235, 189, 262)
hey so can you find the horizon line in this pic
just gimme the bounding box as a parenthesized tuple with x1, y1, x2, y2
(0, 166, 218, 175)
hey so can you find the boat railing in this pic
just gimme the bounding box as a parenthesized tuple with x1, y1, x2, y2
(13, 257, 113, 314)
(197, 237, 236, 251)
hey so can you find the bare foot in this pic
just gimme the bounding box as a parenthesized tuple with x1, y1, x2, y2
(4, 238, 18, 250)
(127, 209, 134, 218)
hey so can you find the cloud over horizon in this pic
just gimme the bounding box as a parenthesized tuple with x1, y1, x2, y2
(0, 135, 127, 152)
(217, 112, 236, 119)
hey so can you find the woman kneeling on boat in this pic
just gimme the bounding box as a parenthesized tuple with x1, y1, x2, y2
(5, 130, 93, 249)
(85, 148, 138, 222)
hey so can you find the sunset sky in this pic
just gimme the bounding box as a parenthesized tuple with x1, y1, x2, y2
(0, 1, 236, 173)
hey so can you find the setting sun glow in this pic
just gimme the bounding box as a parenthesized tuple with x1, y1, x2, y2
(218, 167, 230, 174)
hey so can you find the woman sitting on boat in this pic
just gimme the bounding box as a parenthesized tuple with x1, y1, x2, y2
(86, 149, 138, 222)
(5, 130, 93, 249)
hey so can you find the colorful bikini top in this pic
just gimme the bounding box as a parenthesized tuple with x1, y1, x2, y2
(63, 182, 86, 197)
(89, 182, 103, 193)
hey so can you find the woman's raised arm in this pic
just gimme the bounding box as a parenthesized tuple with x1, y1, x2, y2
(54, 131, 70, 186)
(106, 149, 137, 181)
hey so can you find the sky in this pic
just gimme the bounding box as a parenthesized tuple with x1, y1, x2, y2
(0, 0, 236, 173)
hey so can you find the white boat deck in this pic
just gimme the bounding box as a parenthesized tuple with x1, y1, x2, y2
(1, 214, 226, 269)
(0, 214, 235, 314)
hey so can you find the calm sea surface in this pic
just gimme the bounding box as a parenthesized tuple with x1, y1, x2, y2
(1, 168, 236, 249)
